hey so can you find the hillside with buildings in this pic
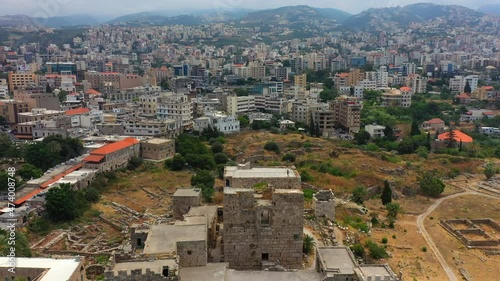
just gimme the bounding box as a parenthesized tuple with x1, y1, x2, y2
(0, 1, 500, 280)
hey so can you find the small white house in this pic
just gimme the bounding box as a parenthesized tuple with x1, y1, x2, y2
(365, 124, 386, 138)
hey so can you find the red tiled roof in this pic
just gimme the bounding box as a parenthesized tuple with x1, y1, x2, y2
(14, 189, 43, 206)
(86, 89, 102, 95)
(90, 138, 139, 156)
(400, 86, 412, 92)
(483, 112, 495, 115)
(438, 130, 473, 143)
(40, 163, 83, 189)
(483, 86, 494, 91)
(456, 93, 471, 99)
(84, 155, 105, 163)
(65, 107, 90, 116)
(424, 118, 444, 124)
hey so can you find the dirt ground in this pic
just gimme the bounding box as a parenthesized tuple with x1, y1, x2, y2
(425, 194, 500, 281)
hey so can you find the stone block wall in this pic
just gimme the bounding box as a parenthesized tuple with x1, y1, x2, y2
(172, 193, 201, 220)
(177, 240, 207, 267)
(313, 190, 336, 221)
(229, 176, 301, 189)
(104, 268, 175, 281)
(223, 189, 303, 270)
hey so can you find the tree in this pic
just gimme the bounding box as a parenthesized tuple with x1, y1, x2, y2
(415, 146, 429, 159)
(211, 141, 224, 154)
(18, 163, 43, 181)
(354, 130, 371, 145)
(0, 229, 31, 258)
(365, 240, 389, 260)
(418, 170, 445, 197)
(464, 81, 472, 94)
(303, 234, 315, 254)
(484, 163, 498, 179)
(381, 180, 392, 205)
(214, 153, 229, 164)
(386, 202, 400, 218)
(191, 170, 215, 189)
(165, 154, 186, 171)
(45, 183, 84, 222)
(410, 120, 421, 136)
(383, 126, 396, 142)
(127, 156, 143, 170)
(0, 171, 9, 191)
(309, 119, 316, 136)
(45, 84, 52, 93)
(352, 185, 367, 204)
(160, 78, 170, 90)
(238, 115, 250, 128)
(447, 129, 457, 148)
(264, 141, 280, 154)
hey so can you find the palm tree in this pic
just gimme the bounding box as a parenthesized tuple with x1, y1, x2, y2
(303, 234, 316, 254)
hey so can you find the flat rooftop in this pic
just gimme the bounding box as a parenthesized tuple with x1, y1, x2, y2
(112, 259, 176, 275)
(180, 263, 228, 281)
(175, 215, 207, 226)
(186, 206, 218, 225)
(226, 269, 320, 281)
(224, 166, 299, 179)
(144, 224, 206, 255)
(173, 188, 201, 197)
(224, 187, 254, 194)
(143, 138, 173, 145)
(0, 257, 82, 281)
(356, 265, 397, 280)
(317, 247, 357, 275)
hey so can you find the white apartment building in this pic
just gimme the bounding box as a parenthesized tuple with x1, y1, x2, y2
(194, 111, 240, 134)
(226, 95, 255, 115)
(124, 119, 181, 138)
(405, 74, 428, 94)
(449, 75, 479, 94)
(365, 124, 386, 138)
(0, 84, 8, 99)
(156, 93, 193, 128)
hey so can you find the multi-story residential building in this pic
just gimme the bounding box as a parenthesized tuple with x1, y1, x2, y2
(124, 119, 182, 139)
(405, 74, 428, 94)
(294, 73, 307, 89)
(226, 95, 255, 116)
(194, 111, 240, 134)
(17, 108, 65, 123)
(156, 93, 193, 128)
(381, 88, 412, 108)
(0, 100, 30, 125)
(39, 74, 77, 92)
(273, 67, 289, 81)
(85, 71, 145, 92)
(311, 109, 336, 137)
(13, 88, 60, 110)
(249, 62, 266, 80)
(0, 82, 8, 99)
(331, 96, 362, 133)
(449, 75, 479, 94)
(17, 116, 71, 140)
(334, 73, 349, 90)
(7, 72, 38, 91)
(365, 124, 386, 138)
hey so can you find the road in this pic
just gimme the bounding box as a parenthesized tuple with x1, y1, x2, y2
(416, 187, 500, 281)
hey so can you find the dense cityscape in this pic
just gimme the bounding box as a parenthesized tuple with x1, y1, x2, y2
(0, 2, 499, 281)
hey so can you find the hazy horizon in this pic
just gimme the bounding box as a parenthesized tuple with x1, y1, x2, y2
(0, 0, 496, 19)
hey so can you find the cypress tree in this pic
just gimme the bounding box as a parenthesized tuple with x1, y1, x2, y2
(381, 180, 392, 205)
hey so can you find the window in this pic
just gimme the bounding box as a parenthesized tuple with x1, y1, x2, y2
(262, 253, 269, 262)
(187, 250, 192, 255)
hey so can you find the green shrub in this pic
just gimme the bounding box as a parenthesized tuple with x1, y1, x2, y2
(350, 243, 365, 257)
(365, 240, 389, 260)
(303, 189, 316, 200)
(264, 141, 280, 154)
(300, 170, 314, 182)
(422, 246, 427, 252)
(381, 237, 388, 244)
(282, 153, 296, 162)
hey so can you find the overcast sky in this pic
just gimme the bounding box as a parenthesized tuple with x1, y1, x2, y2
(0, 0, 495, 18)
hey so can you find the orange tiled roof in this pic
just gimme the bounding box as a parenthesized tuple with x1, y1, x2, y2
(424, 118, 444, 124)
(65, 107, 90, 116)
(400, 86, 412, 92)
(438, 130, 473, 143)
(86, 89, 102, 95)
(84, 155, 105, 163)
(483, 86, 494, 91)
(456, 93, 471, 99)
(90, 138, 139, 156)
